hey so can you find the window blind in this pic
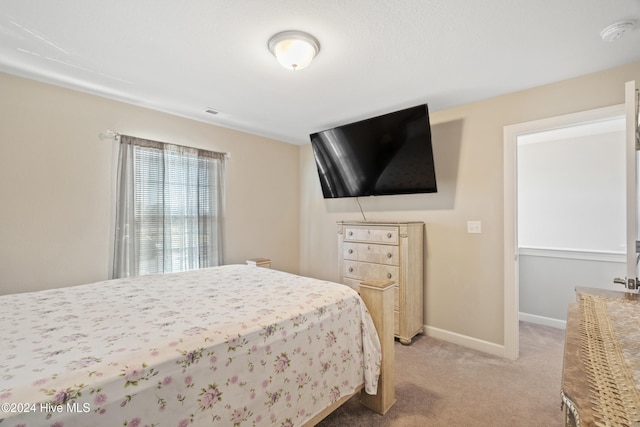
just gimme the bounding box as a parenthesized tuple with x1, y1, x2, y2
(113, 136, 225, 278)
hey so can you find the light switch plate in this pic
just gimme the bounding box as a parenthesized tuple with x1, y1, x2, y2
(467, 221, 482, 234)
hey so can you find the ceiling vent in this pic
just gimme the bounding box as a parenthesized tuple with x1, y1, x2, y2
(204, 108, 220, 115)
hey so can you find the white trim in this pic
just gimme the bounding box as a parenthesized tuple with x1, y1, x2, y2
(625, 81, 637, 283)
(503, 104, 625, 361)
(517, 117, 625, 145)
(518, 247, 625, 263)
(519, 312, 567, 330)
(425, 325, 505, 358)
(503, 124, 519, 360)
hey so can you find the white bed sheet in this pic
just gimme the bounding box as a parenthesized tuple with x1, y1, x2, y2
(0, 265, 381, 426)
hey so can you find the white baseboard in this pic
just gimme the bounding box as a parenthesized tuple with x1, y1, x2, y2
(424, 325, 505, 358)
(519, 312, 566, 330)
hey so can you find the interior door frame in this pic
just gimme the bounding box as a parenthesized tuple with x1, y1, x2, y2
(624, 81, 638, 286)
(503, 104, 625, 360)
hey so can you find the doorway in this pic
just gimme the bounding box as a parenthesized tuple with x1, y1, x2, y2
(503, 104, 625, 360)
(517, 118, 625, 329)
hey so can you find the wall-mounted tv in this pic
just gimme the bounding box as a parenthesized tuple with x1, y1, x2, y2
(310, 104, 437, 199)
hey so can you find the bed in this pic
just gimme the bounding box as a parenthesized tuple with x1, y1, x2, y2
(0, 264, 393, 427)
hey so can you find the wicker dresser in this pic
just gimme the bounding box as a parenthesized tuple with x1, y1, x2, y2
(562, 287, 640, 426)
(337, 221, 424, 344)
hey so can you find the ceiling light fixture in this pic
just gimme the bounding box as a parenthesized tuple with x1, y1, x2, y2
(600, 21, 635, 42)
(268, 30, 320, 71)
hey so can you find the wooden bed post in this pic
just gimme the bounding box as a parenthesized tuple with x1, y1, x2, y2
(358, 279, 396, 415)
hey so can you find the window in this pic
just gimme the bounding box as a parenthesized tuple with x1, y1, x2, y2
(113, 136, 226, 278)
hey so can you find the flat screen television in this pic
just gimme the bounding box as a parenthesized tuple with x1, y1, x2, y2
(310, 104, 437, 198)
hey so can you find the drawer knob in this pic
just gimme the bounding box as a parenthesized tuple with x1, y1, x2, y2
(386, 273, 392, 279)
(349, 267, 354, 273)
(348, 249, 353, 254)
(387, 252, 393, 258)
(387, 232, 392, 238)
(348, 231, 353, 236)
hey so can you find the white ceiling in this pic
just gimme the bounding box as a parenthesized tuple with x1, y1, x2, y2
(1, 0, 639, 145)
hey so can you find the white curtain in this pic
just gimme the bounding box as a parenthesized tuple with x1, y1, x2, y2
(113, 136, 226, 278)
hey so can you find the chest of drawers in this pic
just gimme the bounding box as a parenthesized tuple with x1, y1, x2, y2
(337, 221, 424, 344)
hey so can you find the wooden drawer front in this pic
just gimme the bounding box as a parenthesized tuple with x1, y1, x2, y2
(379, 245, 399, 266)
(346, 243, 399, 265)
(343, 242, 358, 261)
(357, 262, 379, 280)
(344, 226, 399, 244)
(379, 264, 399, 282)
(344, 260, 360, 279)
(357, 243, 380, 263)
(343, 261, 399, 283)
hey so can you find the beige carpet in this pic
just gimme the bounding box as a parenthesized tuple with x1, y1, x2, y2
(318, 322, 565, 427)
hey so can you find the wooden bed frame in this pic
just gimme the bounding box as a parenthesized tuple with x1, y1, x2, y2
(303, 279, 396, 425)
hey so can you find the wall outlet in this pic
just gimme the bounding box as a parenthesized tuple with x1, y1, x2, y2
(467, 221, 482, 234)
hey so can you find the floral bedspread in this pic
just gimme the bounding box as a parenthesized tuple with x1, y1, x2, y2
(0, 265, 381, 427)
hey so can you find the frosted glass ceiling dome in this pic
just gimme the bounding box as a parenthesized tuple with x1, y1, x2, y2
(268, 30, 320, 71)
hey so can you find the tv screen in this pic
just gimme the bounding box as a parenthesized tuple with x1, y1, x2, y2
(310, 104, 437, 198)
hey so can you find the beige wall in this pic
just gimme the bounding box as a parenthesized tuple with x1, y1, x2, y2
(299, 61, 640, 346)
(3, 61, 640, 349)
(0, 73, 300, 295)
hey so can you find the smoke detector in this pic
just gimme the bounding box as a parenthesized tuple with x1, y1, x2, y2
(600, 21, 635, 42)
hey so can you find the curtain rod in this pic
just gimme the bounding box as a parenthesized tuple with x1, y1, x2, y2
(98, 129, 120, 140)
(98, 130, 230, 158)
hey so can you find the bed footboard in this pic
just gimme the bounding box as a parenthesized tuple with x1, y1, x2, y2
(303, 279, 396, 426)
(359, 279, 396, 415)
